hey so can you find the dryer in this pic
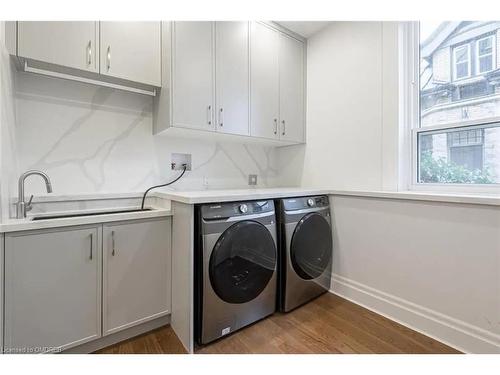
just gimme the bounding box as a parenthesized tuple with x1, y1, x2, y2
(277, 195, 333, 312)
(195, 200, 278, 345)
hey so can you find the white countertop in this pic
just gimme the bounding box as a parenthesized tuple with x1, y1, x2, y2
(154, 187, 330, 204)
(1, 187, 498, 233)
(0, 207, 172, 233)
(153, 187, 500, 206)
(328, 189, 500, 206)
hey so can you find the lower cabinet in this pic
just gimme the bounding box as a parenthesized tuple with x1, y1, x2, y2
(103, 218, 171, 335)
(2, 217, 172, 353)
(4, 226, 101, 353)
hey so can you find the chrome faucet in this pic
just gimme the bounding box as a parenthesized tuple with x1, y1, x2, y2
(16, 170, 53, 219)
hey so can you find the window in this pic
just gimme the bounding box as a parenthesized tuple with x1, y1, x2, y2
(405, 21, 500, 191)
(417, 127, 494, 184)
(453, 44, 471, 80)
(476, 35, 495, 74)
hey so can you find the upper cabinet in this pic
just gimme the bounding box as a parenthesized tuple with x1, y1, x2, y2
(279, 33, 305, 143)
(13, 21, 161, 94)
(172, 22, 215, 131)
(215, 21, 250, 136)
(250, 23, 305, 143)
(11, 21, 305, 146)
(170, 21, 249, 136)
(18, 22, 99, 73)
(154, 21, 305, 146)
(100, 22, 161, 87)
(250, 22, 280, 140)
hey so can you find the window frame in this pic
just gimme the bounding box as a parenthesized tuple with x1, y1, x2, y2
(452, 43, 471, 81)
(400, 22, 500, 194)
(475, 35, 495, 75)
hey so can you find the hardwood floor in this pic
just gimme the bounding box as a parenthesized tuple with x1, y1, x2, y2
(95, 293, 460, 354)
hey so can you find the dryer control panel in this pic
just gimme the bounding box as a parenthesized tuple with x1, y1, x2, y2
(282, 195, 329, 211)
(201, 200, 275, 220)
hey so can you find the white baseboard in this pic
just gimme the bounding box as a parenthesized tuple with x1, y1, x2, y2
(331, 274, 500, 354)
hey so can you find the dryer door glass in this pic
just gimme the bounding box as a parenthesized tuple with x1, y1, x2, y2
(290, 213, 332, 280)
(209, 220, 277, 304)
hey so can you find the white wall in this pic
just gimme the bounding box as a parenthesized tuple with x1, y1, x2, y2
(293, 22, 500, 353)
(276, 22, 399, 190)
(330, 195, 500, 353)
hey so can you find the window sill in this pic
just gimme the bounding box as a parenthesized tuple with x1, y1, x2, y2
(329, 189, 500, 206)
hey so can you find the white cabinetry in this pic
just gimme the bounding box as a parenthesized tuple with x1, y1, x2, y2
(250, 22, 280, 139)
(102, 218, 171, 336)
(18, 21, 98, 72)
(2, 217, 172, 353)
(154, 21, 305, 146)
(215, 21, 250, 136)
(279, 33, 305, 143)
(172, 22, 215, 130)
(13, 21, 161, 93)
(250, 22, 306, 143)
(13, 20, 305, 145)
(170, 21, 250, 135)
(4, 226, 101, 353)
(99, 22, 161, 86)
(0, 234, 3, 353)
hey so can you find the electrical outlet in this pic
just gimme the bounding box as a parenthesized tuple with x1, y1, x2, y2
(248, 174, 258, 186)
(203, 176, 209, 187)
(171, 153, 192, 171)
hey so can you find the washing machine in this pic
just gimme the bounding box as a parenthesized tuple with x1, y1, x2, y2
(195, 200, 278, 345)
(277, 195, 333, 312)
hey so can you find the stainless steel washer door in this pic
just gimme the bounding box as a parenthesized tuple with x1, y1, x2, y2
(209, 220, 277, 304)
(290, 213, 332, 280)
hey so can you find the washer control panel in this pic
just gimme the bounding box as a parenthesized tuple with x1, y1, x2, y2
(201, 200, 274, 220)
(282, 196, 329, 211)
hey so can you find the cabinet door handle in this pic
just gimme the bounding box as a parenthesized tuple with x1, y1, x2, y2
(106, 46, 111, 71)
(273, 118, 278, 135)
(89, 233, 93, 260)
(111, 230, 116, 256)
(207, 105, 212, 125)
(87, 40, 92, 66)
(219, 107, 224, 127)
(282, 120, 286, 136)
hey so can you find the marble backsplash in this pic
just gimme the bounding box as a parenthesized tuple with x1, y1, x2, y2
(5, 71, 279, 213)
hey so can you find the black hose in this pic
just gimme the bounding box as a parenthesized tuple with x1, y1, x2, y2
(141, 165, 187, 210)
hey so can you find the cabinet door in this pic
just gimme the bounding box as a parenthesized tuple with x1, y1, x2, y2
(18, 21, 98, 72)
(103, 218, 171, 336)
(4, 227, 101, 353)
(172, 22, 215, 130)
(100, 22, 161, 86)
(279, 34, 305, 143)
(250, 22, 280, 139)
(215, 22, 249, 136)
(0, 234, 3, 353)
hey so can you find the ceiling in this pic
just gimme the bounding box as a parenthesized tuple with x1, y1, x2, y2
(274, 21, 332, 38)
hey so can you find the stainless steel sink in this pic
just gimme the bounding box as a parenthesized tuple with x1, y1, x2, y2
(31, 208, 152, 221)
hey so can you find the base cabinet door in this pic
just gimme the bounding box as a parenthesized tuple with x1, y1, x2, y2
(4, 227, 101, 353)
(103, 218, 172, 336)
